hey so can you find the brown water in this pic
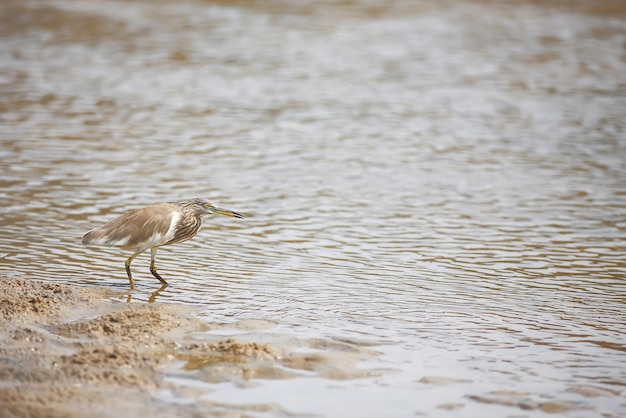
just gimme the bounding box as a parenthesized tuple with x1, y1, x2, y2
(1, 0, 625, 416)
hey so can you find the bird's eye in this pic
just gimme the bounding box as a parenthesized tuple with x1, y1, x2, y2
(203, 203, 213, 210)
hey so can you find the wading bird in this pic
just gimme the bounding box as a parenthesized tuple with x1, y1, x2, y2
(82, 198, 244, 289)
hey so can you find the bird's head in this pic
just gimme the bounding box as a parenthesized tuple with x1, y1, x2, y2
(191, 198, 244, 218)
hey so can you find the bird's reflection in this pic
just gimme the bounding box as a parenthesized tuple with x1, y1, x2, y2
(125, 283, 168, 303)
(149, 283, 168, 303)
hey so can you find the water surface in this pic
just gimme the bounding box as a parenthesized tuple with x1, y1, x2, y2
(1, 0, 625, 416)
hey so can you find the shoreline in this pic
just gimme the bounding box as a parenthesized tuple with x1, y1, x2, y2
(0, 277, 382, 417)
(0, 277, 278, 417)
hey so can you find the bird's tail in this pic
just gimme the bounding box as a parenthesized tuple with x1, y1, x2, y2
(82, 228, 108, 245)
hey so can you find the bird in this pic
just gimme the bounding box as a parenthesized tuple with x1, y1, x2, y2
(82, 198, 244, 289)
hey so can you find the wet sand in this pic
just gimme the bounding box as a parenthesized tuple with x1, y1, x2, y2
(0, 277, 385, 417)
(0, 277, 281, 417)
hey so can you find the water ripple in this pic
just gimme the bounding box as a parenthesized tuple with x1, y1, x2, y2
(1, 0, 625, 416)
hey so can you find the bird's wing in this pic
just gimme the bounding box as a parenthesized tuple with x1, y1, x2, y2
(82, 203, 181, 253)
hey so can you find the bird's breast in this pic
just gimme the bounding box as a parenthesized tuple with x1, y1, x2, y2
(163, 214, 203, 246)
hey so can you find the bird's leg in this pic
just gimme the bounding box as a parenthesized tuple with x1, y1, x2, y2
(149, 247, 168, 286)
(125, 253, 138, 290)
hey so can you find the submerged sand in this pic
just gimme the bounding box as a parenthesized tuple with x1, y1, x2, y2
(0, 277, 382, 418)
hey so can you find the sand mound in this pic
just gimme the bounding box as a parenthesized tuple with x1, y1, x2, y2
(0, 276, 97, 319)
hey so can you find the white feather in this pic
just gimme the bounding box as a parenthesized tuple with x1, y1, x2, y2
(136, 211, 181, 252)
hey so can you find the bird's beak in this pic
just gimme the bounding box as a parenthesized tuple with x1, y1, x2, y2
(215, 207, 244, 218)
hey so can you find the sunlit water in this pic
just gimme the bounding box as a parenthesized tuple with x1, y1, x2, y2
(1, 0, 625, 416)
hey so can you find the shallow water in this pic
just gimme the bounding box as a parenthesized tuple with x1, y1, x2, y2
(1, 0, 625, 416)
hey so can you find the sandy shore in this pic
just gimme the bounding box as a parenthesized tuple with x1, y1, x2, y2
(0, 277, 283, 417)
(0, 277, 383, 417)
